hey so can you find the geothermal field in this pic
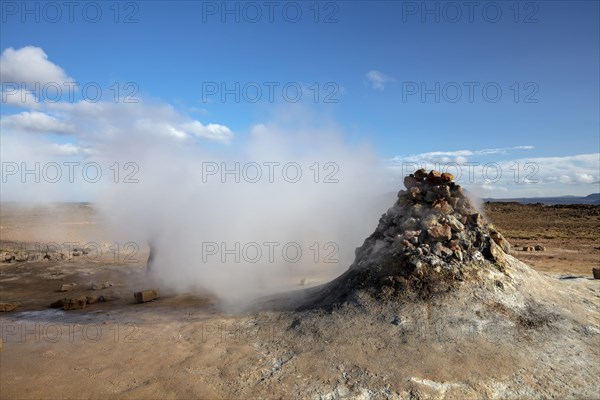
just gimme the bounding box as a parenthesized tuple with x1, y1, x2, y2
(1, 170, 599, 399)
(1, 2, 599, 399)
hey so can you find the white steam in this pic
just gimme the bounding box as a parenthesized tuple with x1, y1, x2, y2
(87, 108, 390, 307)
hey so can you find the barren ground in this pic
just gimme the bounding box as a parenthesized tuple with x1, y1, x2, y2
(0, 202, 599, 399)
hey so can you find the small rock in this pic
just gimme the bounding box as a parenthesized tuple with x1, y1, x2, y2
(427, 224, 452, 241)
(432, 199, 453, 214)
(491, 231, 511, 254)
(438, 246, 454, 258)
(454, 248, 463, 261)
(446, 215, 465, 232)
(534, 245, 546, 251)
(426, 170, 443, 185)
(420, 214, 438, 230)
(448, 239, 460, 250)
(483, 239, 506, 266)
(403, 230, 421, 240)
(0, 303, 18, 312)
(401, 217, 418, 230)
(414, 168, 428, 180)
(431, 184, 451, 198)
(134, 288, 160, 303)
(399, 239, 414, 250)
(63, 297, 87, 310)
(299, 278, 308, 286)
(403, 175, 420, 189)
(408, 186, 422, 201)
(441, 172, 454, 183)
(50, 299, 65, 308)
(522, 246, 535, 252)
(59, 283, 77, 292)
(86, 295, 100, 304)
(411, 203, 425, 217)
(468, 213, 482, 227)
(592, 268, 600, 279)
(91, 282, 113, 290)
(451, 185, 465, 198)
(424, 191, 438, 203)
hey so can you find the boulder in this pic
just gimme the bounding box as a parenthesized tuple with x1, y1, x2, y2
(534, 245, 546, 251)
(59, 283, 77, 292)
(134, 288, 160, 303)
(0, 303, 18, 312)
(61, 297, 88, 310)
(50, 298, 66, 308)
(98, 293, 120, 302)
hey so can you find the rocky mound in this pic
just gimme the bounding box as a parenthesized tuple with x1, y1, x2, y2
(295, 169, 514, 309)
(251, 170, 599, 398)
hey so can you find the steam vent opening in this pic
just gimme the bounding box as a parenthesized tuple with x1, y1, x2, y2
(295, 169, 514, 310)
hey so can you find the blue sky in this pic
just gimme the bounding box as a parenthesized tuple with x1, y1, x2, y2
(1, 1, 599, 199)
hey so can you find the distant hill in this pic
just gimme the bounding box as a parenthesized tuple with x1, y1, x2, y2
(483, 193, 600, 205)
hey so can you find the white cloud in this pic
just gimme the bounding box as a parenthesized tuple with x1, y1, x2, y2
(1, 88, 41, 109)
(1, 47, 235, 145)
(575, 173, 595, 184)
(0, 46, 73, 88)
(180, 121, 233, 144)
(386, 146, 599, 197)
(391, 145, 535, 164)
(47, 143, 91, 156)
(365, 70, 394, 90)
(1, 111, 74, 135)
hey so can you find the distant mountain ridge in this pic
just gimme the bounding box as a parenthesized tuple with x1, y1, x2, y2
(483, 193, 600, 205)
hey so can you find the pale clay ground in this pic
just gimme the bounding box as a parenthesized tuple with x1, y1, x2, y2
(0, 203, 599, 399)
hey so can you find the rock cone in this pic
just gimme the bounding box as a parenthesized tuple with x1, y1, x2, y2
(298, 169, 513, 309)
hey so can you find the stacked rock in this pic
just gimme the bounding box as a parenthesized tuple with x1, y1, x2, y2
(350, 169, 510, 277)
